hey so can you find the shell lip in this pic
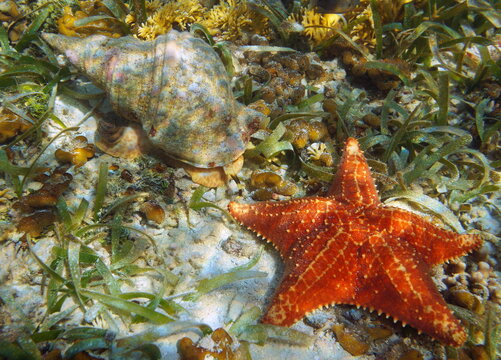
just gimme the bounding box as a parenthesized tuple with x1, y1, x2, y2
(149, 145, 245, 170)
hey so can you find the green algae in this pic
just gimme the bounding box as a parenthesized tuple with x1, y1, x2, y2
(183, 247, 266, 302)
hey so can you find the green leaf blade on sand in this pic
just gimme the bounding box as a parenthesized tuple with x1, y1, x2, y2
(80, 290, 175, 324)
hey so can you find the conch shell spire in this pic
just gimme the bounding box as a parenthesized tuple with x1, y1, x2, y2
(42, 33, 110, 89)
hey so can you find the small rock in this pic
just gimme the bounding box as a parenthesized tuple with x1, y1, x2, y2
(260, 86, 276, 104)
(450, 288, 485, 314)
(250, 34, 269, 46)
(323, 98, 338, 114)
(120, 169, 134, 182)
(471, 271, 485, 284)
(296, 54, 310, 70)
(472, 244, 490, 261)
(399, 350, 423, 360)
(332, 324, 369, 356)
(478, 261, 490, 273)
(141, 200, 165, 224)
(248, 64, 269, 83)
(306, 63, 324, 80)
(277, 55, 299, 71)
(447, 261, 467, 274)
(491, 286, 501, 304)
(362, 113, 381, 127)
(470, 345, 489, 360)
(366, 326, 393, 340)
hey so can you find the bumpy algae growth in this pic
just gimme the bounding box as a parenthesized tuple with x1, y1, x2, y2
(132, 0, 205, 40)
(58, 0, 127, 37)
(127, 0, 269, 42)
(198, 0, 270, 42)
(289, 9, 343, 45)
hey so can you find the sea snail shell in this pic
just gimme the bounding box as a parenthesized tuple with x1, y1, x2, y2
(42, 31, 263, 187)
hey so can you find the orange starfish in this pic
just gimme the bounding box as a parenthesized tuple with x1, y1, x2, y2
(228, 137, 482, 347)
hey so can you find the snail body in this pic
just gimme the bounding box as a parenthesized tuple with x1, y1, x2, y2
(42, 31, 262, 186)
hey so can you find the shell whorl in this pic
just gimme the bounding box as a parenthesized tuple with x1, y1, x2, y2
(42, 31, 262, 169)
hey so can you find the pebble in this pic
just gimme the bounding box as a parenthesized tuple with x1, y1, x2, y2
(366, 326, 393, 340)
(323, 98, 338, 114)
(471, 271, 485, 284)
(449, 288, 485, 314)
(141, 200, 165, 224)
(491, 286, 501, 304)
(248, 64, 269, 83)
(120, 169, 134, 182)
(447, 260, 467, 274)
(362, 113, 381, 127)
(332, 324, 369, 356)
(306, 63, 324, 80)
(478, 261, 490, 273)
(472, 244, 490, 262)
(250, 34, 269, 45)
(260, 86, 276, 103)
(399, 350, 423, 360)
(470, 345, 489, 360)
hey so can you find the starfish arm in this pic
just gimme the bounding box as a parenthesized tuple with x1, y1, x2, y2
(261, 228, 360, 326)
(356, 232, 467, 347)
(228, 197, 340, 258)
(327, 137, 380, 207)
(369, 207, 482, 265)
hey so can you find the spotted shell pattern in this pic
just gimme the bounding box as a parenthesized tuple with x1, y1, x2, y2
(42, 31, 261, 169)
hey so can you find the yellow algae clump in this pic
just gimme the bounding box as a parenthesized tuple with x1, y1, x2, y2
(62, 0, 270, 42)
(141, 200, 165, 224)
(199, 0, 269, 42)
(376, 0, 414, 24)
(125, 0, 162, 27)
(57, 1, 126, 38)
(0, 108, 32, 144)
(136, 0, 205, 40)
(291, 9, 342, 45)
(347, 0, 414, 46)
(332, 324, 370, 356)
(348, 4, 375, 46)
(177, 328, 247, 360)
(55, 146, 95, 168)
(54, 135, 95, 168)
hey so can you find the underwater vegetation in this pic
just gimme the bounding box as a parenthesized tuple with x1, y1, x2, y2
(289, 8, 344, 44)
(56, 0, 271, 42)
(58, 0, 128, 37)
(0, 0, 499, 359)
(14, 166, 73, 237)
(0, 107, 32, 143)
(54, 135, 95, 169)
(132, 0, 205, 40)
